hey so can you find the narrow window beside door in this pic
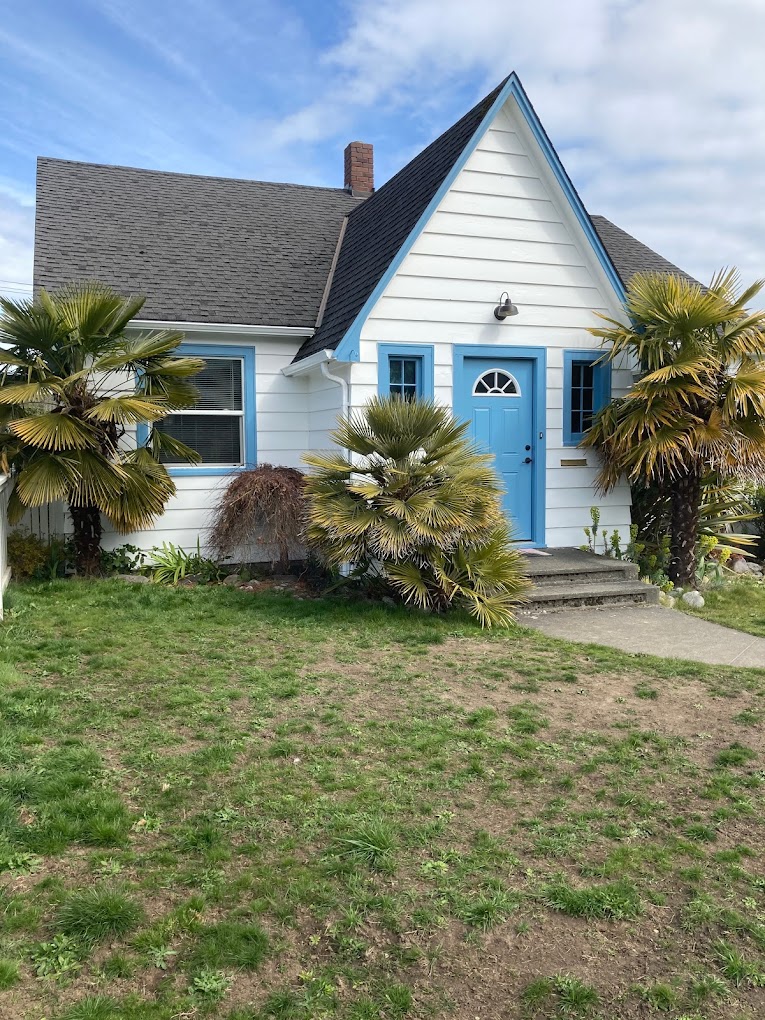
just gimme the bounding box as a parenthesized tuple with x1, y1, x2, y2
(388, 356, 421, 400)
(156, 357, 245, 465)
(563, 351, 610, 446)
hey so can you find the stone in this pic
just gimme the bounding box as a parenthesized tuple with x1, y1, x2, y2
(115, 573, 150, 584)
(749, 563, 763, 575)
(732, 558, 751, 574)
(682, 590, 705, 609)
(222, 573, 243, 586)
(659, 591, 676, 609)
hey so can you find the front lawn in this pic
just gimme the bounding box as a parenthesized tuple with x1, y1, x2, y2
(0, 581, 763, 1020)
(679, 578, 765, 638)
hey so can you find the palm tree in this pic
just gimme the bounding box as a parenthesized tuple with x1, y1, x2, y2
(582, 269, 765, 587)
(304, 396, 529, 626)
(0, 282, 203, 574)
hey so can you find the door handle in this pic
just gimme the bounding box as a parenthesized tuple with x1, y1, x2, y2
(523, 457, 532, 464)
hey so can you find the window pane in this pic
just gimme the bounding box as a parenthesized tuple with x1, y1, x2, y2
(403, 359, 417, 385)
(157, 414, 242, 464)
(195, 358, 243, 411)
(389, 359, 402, 385)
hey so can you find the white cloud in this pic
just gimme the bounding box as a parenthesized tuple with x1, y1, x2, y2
(275, 0, 765, 283)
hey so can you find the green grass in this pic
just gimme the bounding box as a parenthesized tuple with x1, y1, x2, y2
(679, 576, 765, 636)
(0, 578, 763, 1020)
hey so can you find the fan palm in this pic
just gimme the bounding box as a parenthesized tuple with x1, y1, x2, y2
(304, 396, 529, 626)
(582, 269, 765, 587)
(0, 282, 203, 574)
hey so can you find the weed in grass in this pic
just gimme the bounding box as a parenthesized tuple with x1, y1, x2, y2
(56, 887, 145, 944)
(522, 974, 598, 1017)
(100, 952, 135, 979)
(0, 958, 20, 989)
(541, 879, 642, 920)
(634, 682, 659, 700)
(688, 973, 729, 1003)
(58, 997, 120, 1020)
(684, 822, 717, 842)
(507, 702, 549, 735)
(30, 933, 84, 979)
(715, 743, 757, 768)
(191, 966, 232, 1000)
(334, 819, 396, 871)
(186, 921, 268, 971)
(733, 709, 763, 726)
(459, 888, 519, 930)
(714, 940, 765, 987)
(635, 982, 680, 1010)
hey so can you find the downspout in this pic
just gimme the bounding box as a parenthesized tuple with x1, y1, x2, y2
(320, 358, 348, 419)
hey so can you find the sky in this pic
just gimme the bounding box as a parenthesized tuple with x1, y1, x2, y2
(1, 0, 763, 302)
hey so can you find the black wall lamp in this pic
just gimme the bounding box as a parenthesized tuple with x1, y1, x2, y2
(493, 292, 519, 320)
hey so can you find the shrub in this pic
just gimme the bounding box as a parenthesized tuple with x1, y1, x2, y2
(304, 397, 529, 626)
(208, 464, 305, 571)
(150, 540, 221, 585)
(8, 530, 50, 579)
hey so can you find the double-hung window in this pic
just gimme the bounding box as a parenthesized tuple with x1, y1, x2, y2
(377, 344, 435, 401)
(563, 351, 610, 446)
(151, 344, 256, 471)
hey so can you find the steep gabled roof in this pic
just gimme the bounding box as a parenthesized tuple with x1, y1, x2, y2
(294, 77, 510, 362)
(34, 158, 360, 327)
(591, 215, 700, 288)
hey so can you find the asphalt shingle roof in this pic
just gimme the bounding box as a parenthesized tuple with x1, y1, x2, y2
(34, 158, 360, 327)
(34, 96, 698, 354)
(293, 77, 509, 362)
(590, 215, 699, 289)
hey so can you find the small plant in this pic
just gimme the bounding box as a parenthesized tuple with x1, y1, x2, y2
(100, 543, 146, 575)
(0, 958, 20, 989)
(304, 396, 530, 627)
(636, 981, 679, 1010)
(151, 539, 221, 585)
(7, 530, 58, 579)
(334, 819, 396, 871)
(209, 464, 306, 571)
(148, 945, 177, 970)
(190, 967, 232, 1000)
(522, 974, 598, 1017)
(56, 887, 145, 944)
(186, 921, 269, 971)
(714, 939, 765, 987)
(541, 879, 642, 920)
(459, 888, 518, 930)
(30, 934, 84, 979)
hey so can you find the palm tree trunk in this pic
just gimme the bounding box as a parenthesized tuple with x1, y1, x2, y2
(70, 504, 102, 575)
(668, 467, 702, 588)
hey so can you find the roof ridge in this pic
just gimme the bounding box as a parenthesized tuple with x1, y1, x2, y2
(36, 156, 355, 196)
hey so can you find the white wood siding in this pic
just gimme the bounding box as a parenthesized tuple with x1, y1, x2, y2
(352, 93, 633, 548)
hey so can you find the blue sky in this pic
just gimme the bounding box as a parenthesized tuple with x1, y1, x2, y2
(1, 0, 763, 300)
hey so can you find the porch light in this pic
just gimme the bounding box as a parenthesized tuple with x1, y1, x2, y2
(493, 292, 519, 320)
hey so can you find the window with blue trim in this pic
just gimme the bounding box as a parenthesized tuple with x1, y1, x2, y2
(377, 344, 434, 400)
(156, 356, 245, 465)
(389, 356, 421, 400)
(563, 352, 610, 446)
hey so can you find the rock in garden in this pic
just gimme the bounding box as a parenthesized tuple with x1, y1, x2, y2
(732, 558, 751, 574)
(222, 573, 243, 586)
(115, 573, 150, 584)
(682, 590, 705, 609)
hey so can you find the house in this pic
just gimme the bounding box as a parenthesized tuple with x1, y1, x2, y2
(32, 73, 694, 554)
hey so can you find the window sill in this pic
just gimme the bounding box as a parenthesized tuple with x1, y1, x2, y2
(165, 465, 251, 477)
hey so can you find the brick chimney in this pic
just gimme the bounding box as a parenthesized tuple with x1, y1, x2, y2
(344, 141, 374, 195)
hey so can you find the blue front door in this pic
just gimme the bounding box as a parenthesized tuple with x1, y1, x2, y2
(464, 357, 536, 541)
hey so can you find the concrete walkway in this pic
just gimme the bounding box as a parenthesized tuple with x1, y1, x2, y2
(522, 605, 765, 668)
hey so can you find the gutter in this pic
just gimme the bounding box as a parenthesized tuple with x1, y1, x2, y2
(281, 348, 349, 419)
(132, 319, 314, 338)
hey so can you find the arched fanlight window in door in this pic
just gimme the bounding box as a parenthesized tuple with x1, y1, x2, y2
(472, 369, 520, 396)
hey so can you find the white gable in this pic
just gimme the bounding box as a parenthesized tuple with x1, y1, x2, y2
(352, 92, 633, 548)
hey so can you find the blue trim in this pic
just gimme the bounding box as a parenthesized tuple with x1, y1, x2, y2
(377, 343, 434, 399)
(137, 342, 257, 477)
(333, 72, 625, 363)
(452, 344, 547, 548)
(562, 350, 611, 447)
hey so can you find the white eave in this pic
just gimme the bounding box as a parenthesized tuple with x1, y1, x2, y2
(281, 349, 336, 376)
(132, 319, 315, 338)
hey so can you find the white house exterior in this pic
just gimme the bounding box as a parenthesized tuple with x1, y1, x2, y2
(31, 74, 697, 557)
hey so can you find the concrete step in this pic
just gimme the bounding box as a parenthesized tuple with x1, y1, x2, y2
(523, 578, 660, 613)
(526, 560, 639, 587)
